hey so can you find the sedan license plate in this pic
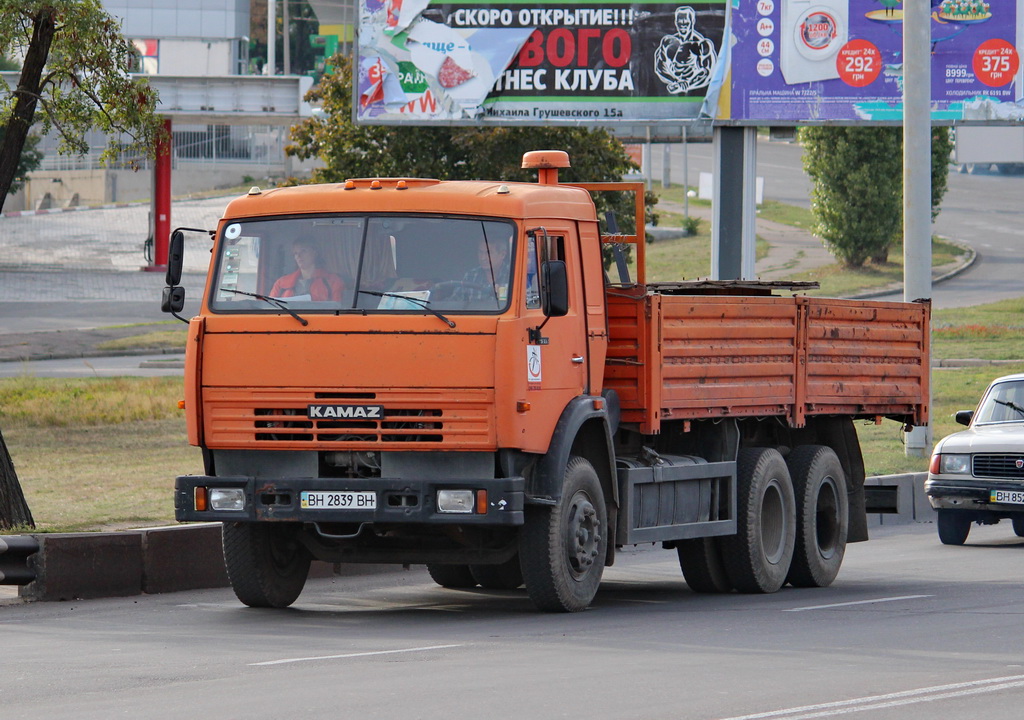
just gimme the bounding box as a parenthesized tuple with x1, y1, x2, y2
(301, 491, 376, 510)
(990, 489, 1024, 505)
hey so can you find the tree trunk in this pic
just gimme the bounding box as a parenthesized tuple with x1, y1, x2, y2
(0, 8, 52, 527)
(0, 428, 34, 530)
(0, 8, 57, 214)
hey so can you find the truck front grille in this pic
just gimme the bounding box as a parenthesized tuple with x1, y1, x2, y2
(203, 388, 494, 449)
(973, 454, 1024, 479)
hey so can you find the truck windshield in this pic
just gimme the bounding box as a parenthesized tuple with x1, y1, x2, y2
(209, 215, 516, 314)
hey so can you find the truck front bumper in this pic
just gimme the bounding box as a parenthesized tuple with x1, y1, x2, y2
(174, 474, 525, 525)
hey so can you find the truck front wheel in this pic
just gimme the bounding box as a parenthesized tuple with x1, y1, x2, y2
(785, 445, 848, 588)
(720, 448, 796, 593)
(222, 522, 311, 608)
(520, 456, 607, 612)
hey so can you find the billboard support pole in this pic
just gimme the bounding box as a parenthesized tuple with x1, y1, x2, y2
(904, 0, 933, 456)
(712, 126, 757, 280)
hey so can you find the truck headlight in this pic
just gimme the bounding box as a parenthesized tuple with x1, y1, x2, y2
(437, 489, 475, 513)
(209, 488, 246, 511)
(939, 454, 971, 475)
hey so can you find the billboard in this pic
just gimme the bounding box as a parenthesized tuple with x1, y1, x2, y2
(722, 0, 1024, 123)
(354, 1, 1024, 125)
(355, 0, 727, 124)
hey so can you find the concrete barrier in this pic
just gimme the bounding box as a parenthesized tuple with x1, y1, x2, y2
(17, 523, 400, 602)
(865, 472, 934, 526)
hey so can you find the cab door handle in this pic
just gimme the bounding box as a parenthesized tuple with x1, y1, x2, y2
(571, 355, 585, 364)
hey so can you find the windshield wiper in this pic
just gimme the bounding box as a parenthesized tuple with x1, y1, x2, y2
(219, 289, 308, 326)
(994, 399, 1024, 418)
(358, 290, 456, 328)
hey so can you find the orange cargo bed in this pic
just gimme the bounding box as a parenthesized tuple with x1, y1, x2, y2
(604, 287, 930, 434)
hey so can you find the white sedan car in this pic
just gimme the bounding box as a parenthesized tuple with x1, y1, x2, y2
(926, 373, 1024, 545)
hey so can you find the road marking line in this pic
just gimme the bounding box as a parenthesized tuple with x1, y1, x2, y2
(783, 595, 932, 612)
(249, 644, 463, 667)
(716, 674, 1024, 720)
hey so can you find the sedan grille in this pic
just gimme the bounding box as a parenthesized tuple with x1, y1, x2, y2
(973, 454, 1024, 479)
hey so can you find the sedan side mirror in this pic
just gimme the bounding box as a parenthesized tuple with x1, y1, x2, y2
(954, 410, 974, 426)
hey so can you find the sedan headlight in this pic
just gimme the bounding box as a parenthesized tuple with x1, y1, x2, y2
(938, 453, 971, 475)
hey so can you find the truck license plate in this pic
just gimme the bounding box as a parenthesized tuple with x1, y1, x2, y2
(301, 491, 376, 509)
(990, 489, 1024, 505)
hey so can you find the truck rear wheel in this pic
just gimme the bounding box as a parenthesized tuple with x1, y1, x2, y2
(471, 555, 524, 590)
(785, 445, 848, 588)
(720, 448, 796, 593)
(426, 564, 478, 588)
(222, 522, 311, 608)
(520, 455, 607, 612)
(937, 510, 971, 545)
(676, 538, 733, 593)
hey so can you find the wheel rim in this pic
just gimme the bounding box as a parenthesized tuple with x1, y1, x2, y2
(815, 475, 841, 560)
(761, 479, 787, 565)
(565, 490, 601, 579)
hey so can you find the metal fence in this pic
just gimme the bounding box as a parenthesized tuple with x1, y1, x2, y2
(36, 124, 291, 172)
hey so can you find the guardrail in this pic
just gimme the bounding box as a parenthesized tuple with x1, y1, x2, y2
(0, 535, 39, 585)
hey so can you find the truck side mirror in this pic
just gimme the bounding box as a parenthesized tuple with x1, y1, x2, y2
(165, 230, 185, 287)
(162, 286, 185, 314)
(542, 260, 569, 317)
(954, 410, 973, 426)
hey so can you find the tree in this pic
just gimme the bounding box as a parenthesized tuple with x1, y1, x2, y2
(0, 125, 42, 196)
(0, 1, 164, 529)
(0, 0, 164, 214)
(799, 126, 953, 268)
(285, 54, 654, 237)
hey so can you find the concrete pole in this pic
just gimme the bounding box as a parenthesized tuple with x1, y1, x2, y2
(903, 0, 933, 456)
(267, 0, 276, 75)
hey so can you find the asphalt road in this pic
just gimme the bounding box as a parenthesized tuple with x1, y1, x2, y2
(650, 138, 1024, 309)
(3, 522, 1023, 720)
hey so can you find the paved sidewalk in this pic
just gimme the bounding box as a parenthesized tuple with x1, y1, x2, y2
(654, 198, 836, 281)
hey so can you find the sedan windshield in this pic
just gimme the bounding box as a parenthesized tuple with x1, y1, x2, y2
(210, 215, 515, 315)
(975, 380, 1024, 424)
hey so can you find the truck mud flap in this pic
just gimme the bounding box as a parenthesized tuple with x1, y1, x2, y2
(616, 454, 736, 545)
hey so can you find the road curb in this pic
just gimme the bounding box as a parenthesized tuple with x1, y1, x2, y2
(1, 473, 934, 604)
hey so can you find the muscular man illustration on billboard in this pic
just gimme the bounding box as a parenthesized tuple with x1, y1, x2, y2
(654, 6, 718, 94)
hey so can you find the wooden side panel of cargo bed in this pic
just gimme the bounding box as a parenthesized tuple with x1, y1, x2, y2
(605, 291, 662, 432)
(605, 293, 800, 432)
(657, 296, 800, 425)
(802, 298, 929, 425)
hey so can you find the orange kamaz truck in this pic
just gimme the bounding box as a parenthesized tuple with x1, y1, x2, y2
(162, 150, 929, 612)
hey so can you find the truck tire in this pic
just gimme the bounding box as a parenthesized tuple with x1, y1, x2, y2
(520, 455, 607, 612)
(222, 521, 311, 608)
(426, 564, 478, 588)
(676, 538, 733, 593)
(470, 556, 524, 590)
(720, 447, 796, 593)
(937, 510, 971, 545)
(785, 445, 848, 588)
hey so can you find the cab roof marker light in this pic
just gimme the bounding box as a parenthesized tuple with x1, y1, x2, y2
(247, 186, 261, 195)
(396, 180, 408, 190)
(497, 184, 510, 194)
(344, 179, 356, 190)
(370, 180, 383, 189)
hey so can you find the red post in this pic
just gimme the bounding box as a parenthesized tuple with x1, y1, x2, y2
(144, 117, 172, 272)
